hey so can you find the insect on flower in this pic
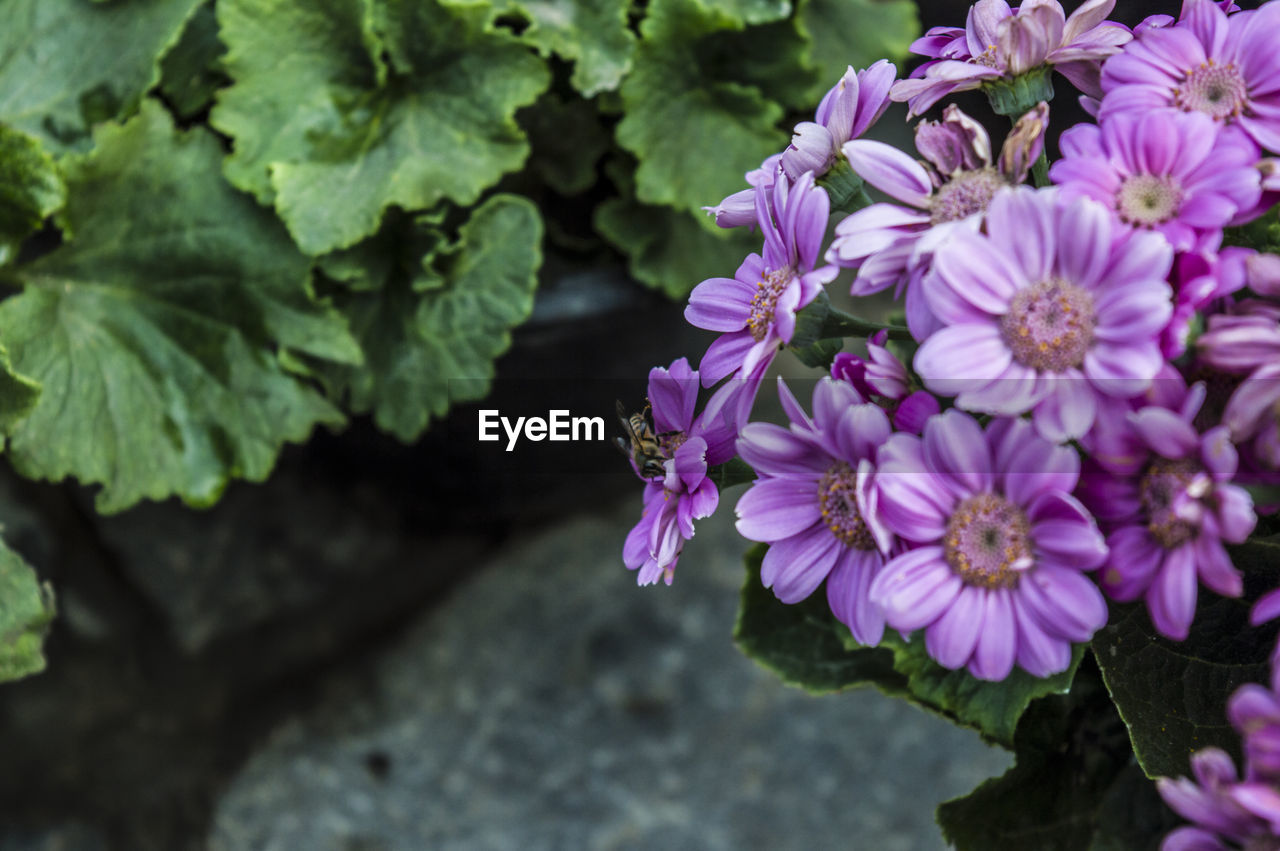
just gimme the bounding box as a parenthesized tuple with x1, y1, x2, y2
(614, 400, 673, 480)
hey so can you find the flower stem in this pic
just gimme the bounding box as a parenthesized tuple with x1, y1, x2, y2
(819, 307, 912, 341)
(1032, 150, 1050, 187)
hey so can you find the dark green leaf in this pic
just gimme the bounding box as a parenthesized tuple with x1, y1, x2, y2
(734, 543, 908, 696)
(1092, 541, 1280, 779)
(595, 195, 759, 299)
(937, 657, 1168, 851)
(213, 0, 549, 254)
(522, 94, 611, 196)
(617, 0, 787, 217)
(0, 538, 54, 684)
(0, 0, 202, 153)
(0, 125, 65, 267)
(797, 0, 918, 98)
(880, 631, 1083, 748)
(158, 1, 227, 119)
(485, 0, 636, 96)
(709, 457, 756, 490)
(0, 101, 357, 513)
(319, 195, 542, 441)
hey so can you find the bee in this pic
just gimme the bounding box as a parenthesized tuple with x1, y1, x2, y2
(614, 400, 670, 480)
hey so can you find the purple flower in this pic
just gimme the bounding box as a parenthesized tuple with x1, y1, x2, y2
(781, 61, 895, 181)
(891, 0, 1131, 117)
(1050, 110, 1261, 253)
(1158, 749, 1275, 850)
(1136, 0, 1241, 35)
(622, 359, 739, 586)
(1079, 385, 1256, 641)
(913, 187, 1174, 442)
(827, 103, 1048, 340)
(869, 411, 1109, 681)
(1163, 242, 1250, 359)
(734, 378, 895, 644)
(1100, 0, 1280, 152)
(705, 154, 782, 230)
(686, 171, 836, 387)
(831, 330, 940, 434)
(1199, 264, 1280, 470)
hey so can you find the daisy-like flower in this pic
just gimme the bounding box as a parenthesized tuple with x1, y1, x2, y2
(623, 359, 739, 586)
(914, 188, 1174, 442)
(891, 0, 1131, 118)
(1080, 386, 1256, 641)
(686, 171, 836, 387)
(734, 378, 895, 644)
(827, 103, 1047, 340)
(704, 154, 781, 230)
(782, 61, 896, 181)
(1100, 0, 1280, 151)
(831, 331, 940, 434)
(1050, 109, 1261, 253)
(706, 62, 893, 228)
(1158, 749, 1278, 851)
(870, 411, 1109, 681)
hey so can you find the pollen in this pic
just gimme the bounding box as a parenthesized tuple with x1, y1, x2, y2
(929, 168, 1007, 224)
(817, 462, 877, 550)
(943, 492, 1033, 590)
(1116, 173, 1185, 227)
(1174, 60, 1249, 121)
(747, 268, 794, 343)
(999, 279, 1097, 373)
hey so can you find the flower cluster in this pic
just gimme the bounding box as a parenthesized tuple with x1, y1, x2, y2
(621, 0, 1279, 687)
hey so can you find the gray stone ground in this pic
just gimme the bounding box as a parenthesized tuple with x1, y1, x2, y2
(208, 498, 1011, 851)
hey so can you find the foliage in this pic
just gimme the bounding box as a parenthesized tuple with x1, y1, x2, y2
(0, 0, 921, 685)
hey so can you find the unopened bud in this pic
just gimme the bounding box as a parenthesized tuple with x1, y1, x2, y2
(999, 101, 1049, 184)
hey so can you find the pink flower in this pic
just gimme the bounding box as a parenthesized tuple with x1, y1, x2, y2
(870, 411, 1108, 681)
(891, 0, 1131, 117)
(1050, 110, 1261, 253)
(827, 103, 1048, 340)
(913, 187, 1173, 442)
(1100, 0, 1280, 151)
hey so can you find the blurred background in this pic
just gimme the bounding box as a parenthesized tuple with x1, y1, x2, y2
(0, 0, 1194, 848)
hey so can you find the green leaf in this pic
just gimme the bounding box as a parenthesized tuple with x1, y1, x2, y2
(0, 0, 202, 153)
(0, 100, 356, 513)
(0, 125, 66, 267)
(880, 631, 1084, 748)
(522, 94, 611, 196)
(595, 195, 760, 299)
(1224, 204, 1280, 255)
(937, 657, 1171, 851)
(797, 0, 919, 97)
(158, 1, 227, 119)
(0, 344, 41, 440)
(0, 538, 54, 684)
(486, 0, 636, 96)
(696, 16, 818, 111)
(617, 0, 788, 217)
(1092, 539, 1280, 779)
(213, 0, 549, 255)
(736, 541, 1081, 745)
(320, 195, 542, 441)
(734, 543, 909, 696)
(695, 0, 791, 26)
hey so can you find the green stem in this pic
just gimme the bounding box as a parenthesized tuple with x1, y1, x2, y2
(1031, 150, 1050, 188)
(819, 307, 912, 341)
